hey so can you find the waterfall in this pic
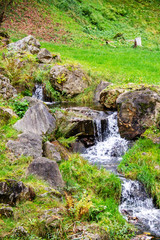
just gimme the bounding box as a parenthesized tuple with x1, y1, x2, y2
(82, 112, 128, 172)
(32, 84, 44, 101)
(81, 111, 160, 237)
(119, 178, 160, 237)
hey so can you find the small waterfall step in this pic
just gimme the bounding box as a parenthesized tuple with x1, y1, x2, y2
(32, 84, 44, 101)
(82, 112, 128, 173)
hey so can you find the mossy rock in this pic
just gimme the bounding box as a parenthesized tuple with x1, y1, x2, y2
(0, 107, 12, 126)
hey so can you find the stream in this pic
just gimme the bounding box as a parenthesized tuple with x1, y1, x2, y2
(82, 111, 160, 239)
(33, 85, 160, 239)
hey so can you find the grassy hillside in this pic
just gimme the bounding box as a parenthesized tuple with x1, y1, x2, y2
(1, 0, 160, 89)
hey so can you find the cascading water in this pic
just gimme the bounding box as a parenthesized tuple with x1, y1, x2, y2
(32, 84, 44, 101)
(119, 178, 160, 237)
(82, 112, 128, 172)
(82, 111, 160, 237)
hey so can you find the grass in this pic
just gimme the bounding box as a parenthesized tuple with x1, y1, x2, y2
(0, 109, 135, 239)
(118, 129, 160, 208)
(41, 42, 160, 86)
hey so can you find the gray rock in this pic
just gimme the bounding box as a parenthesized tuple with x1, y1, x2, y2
(94, 81, 111, 102)
(0, 74, 17, 99)
(55, 107, 108, 146)
(8, 35, 40, 54)
(14, 102, 56, 135)
(37, 48, 53, 64)
(7, 132, 43, 158)
(50, 65, 89, 97)
(0, 204, 14, 217)
(27, 157, 64, 188)
(0, 179, 35, 206)
(71, 141, 85, 153)
(43, 141, 61, 162)
(117, 89, 160, 139)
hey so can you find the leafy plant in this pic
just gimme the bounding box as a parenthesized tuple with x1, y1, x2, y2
(58, 136, 77, 148)
(12, 99, 29, 118)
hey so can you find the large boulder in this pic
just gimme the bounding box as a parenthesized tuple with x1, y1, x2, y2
(27, 157, 64, 188)
(50, 65, 90, 97)
(14, 102, 56, 135)
(7, 133, 43, 158)
(0, 179, 35, 206)
(55, 107, 108, 146)
(8, 35, 40, 54)
(94, 81, 111, 102)
(116, 89, 160, 139)
(43, 141, 61, 162)
(0, 74, 17, 99)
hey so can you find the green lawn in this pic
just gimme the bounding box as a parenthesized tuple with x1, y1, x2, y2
(42, 42, 160, 85)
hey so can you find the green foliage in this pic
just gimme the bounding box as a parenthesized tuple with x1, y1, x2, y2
(45, 80, 61, 101)
(33, 69, 50, 84)
(118, 135, 160, 207)
(58, 136, 77, 148)
(60, 154, 134, 239)
(12, 99, 29, 118)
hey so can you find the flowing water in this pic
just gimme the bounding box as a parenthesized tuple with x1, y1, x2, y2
(32, 84, 44, 101)
(82, 112, 128, 172)
(32, 87, 160, 237)
(82, 111, 160, 238)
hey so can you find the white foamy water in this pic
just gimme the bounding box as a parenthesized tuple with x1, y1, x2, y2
(82, 112, 128, 171)
(32, 84, 44, 101)
(119, 179, 160, 237)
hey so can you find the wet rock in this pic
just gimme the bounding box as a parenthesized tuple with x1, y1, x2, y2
(70, 141, 86, 153)
(7, 132, 42, 158)
(55, 107, 108, 146)
(94, 81, 111, 102)
(0, 204, 14, 217)
(0, 179, 35, 206)
(117, 89, 160, 139)
(43, 141, 61, 162)
(27, 157, 64, 188)
(37, 48, 53, 64)
(8, 35, 40, 54)
(0, 74, 17, 99)
(50, 65, 89, 97)
(14, 103, 56, 135)
(12, 226, 28, 237)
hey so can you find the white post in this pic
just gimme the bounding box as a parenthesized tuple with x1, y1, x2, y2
(134, 37, 142, 47)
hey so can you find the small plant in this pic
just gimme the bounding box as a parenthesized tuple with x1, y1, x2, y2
(12, 99, 29, 118)
(65, 192, 92, 220)
(56, 73, 67, 84)
(58, 136, 77, 148)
